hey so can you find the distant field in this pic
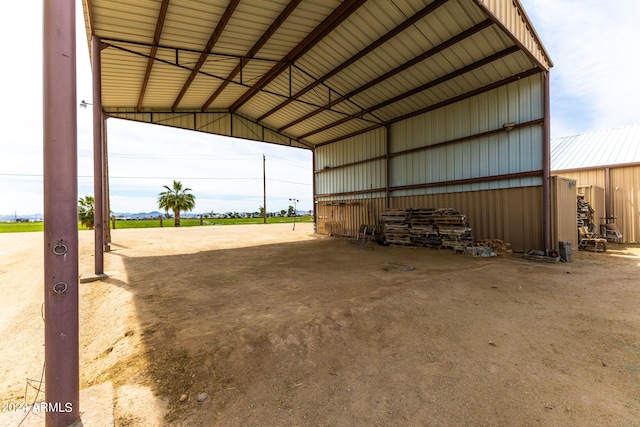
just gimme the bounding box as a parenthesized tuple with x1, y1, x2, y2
(0, 216, 313, 233)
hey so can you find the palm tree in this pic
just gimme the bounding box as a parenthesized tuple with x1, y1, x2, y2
(157, 180, 196, 227)
(78, 195, 95, 229)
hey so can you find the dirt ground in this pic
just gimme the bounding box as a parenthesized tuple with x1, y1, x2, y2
(1, 223, 639, 426)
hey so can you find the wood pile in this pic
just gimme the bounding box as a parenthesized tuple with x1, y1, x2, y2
(577, 195, 595, 233)
(381, 208, 472, 250)
(475, 239, 513, 255)
(380, 209, 411, 245)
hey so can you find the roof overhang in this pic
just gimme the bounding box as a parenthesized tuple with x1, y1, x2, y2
(82, 0, 552, 150)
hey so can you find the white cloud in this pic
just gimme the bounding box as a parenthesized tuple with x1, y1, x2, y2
(2, 0, 638, 215)
(0, 0, 312, 216)
(521, 0, 640, 136)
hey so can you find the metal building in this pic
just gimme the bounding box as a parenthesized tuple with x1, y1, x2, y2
(552, 124, 640, 243)
(80, 0, 553, 254)
(43, 2, 552, 422)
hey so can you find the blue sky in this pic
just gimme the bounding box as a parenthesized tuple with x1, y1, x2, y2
(1, 0, 639, 216)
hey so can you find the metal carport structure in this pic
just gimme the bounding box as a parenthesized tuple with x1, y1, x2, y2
(43, 0, 551, 424)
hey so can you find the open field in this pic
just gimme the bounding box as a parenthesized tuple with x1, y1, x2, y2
(0, 224, 639, 426)
(0, 216, 312, 233)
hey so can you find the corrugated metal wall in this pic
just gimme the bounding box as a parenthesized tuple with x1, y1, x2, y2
(391, 187, 543, 252)
(314, 74, 546, 252)
(105, 109, 309, 149)
(391, 75, 544, 195)
(553, 166, 640, 243)
(551, 176, 578, 251)
(478, 0, 552, 70)
(611, 166, 640, 243)
(317, 198, 387, 237)
(315, 128, 387, 196)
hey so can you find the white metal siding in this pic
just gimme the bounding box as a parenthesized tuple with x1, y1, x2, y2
(315, 128, 386, 195)
(390, 73, 543, 196)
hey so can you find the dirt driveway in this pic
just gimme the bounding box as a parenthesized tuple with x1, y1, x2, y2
(1, 224, 639, 426)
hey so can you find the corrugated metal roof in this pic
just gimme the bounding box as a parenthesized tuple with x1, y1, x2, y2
(551, 124, 640, 171)
(82, 0, 552, 149)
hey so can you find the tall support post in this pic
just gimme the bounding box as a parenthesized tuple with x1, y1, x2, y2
(92, 35, 105, 273)
(543, 71, 552, 251)
(312, 150, 317, 233)
(263, 154, 267, 224)
(385, 124, 391, 208)
(604, 167, 612, 219)
(43, 0, 80, 425)
(103, 116, 112, 248)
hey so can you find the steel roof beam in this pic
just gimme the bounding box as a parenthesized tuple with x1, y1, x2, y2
(257, 0, 448, 123)
(171, 0, 240, 112)
(200, 0, 302, 111)
(299, 45, 518, 139)
(286, 19, 493, 135)
(137, 0, 170, 112)
(228, 0, 367, 113)
(315, 67, 541, 147)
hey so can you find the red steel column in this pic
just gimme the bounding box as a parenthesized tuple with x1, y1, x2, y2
(92, 35, 104, 273)
(604, 167, 612, 219)
(43, 0, 80, 425)
(312, 150, 317, 231)
(543, 71, 552, 251)
(104, 116, 112, 248)
(385, 124, 391, 209)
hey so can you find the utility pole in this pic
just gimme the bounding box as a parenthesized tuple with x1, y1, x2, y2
(289, 198, 299, 230)
(263, 154, 267, 224)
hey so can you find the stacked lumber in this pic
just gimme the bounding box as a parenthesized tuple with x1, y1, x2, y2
(432, 209, 472, 251)
(409, 208, 440, 247)
(380, 207, 472, 250)
(380, 209, 412, 245)
(577, 195, 595, 232)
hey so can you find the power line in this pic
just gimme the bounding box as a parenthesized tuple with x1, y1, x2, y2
(0, 173, 311, 186)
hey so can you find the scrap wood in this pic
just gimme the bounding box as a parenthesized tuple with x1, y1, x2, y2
(380, 207, 472, 250)
(475, 239, 513, 255)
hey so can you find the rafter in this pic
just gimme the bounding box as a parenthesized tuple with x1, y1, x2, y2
(171, 0, 240, 112)
(280, 18, 493, 133)
(314, 68, 541, 147)
(299, 45, 520, 140)
(200, 0, 302, 111)
(137, 0, 170, 112)
(257, 0, 448, 123)
(228, 0, 368, 113)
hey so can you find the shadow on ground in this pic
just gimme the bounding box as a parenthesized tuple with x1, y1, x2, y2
(85, 235, 640, 426)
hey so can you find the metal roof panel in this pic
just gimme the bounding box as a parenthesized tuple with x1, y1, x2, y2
(551, 124, 640, 170)
(84, 0, 550, 148)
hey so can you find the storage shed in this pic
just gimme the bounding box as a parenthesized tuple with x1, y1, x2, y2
(552, 124, 640, 243)
(43, 1, 554, 422)
(78, 0, 553, 254)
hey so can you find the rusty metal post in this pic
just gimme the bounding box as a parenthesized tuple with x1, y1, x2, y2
(604, 167, 612, 219)
(43, 0, 80, 425)
(385, 124, 391, 209)
(543, 71, 552, 251)
(263, 154, 267, 224)
(103, 115, 111, 249)
(312, 150, 317, 232)
(92, 35, 104, 273)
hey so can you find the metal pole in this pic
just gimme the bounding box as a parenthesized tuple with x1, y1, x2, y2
(604, 167, 612, 219)
(43, 0, 80, 425)
(263, 154, 267, 224)
(312, 150, 317, 233)
(92, 35, 104, 273)
(543, 71, 552, 251)
(103, 115, 111, 249)
(385, 124, 391, 209)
